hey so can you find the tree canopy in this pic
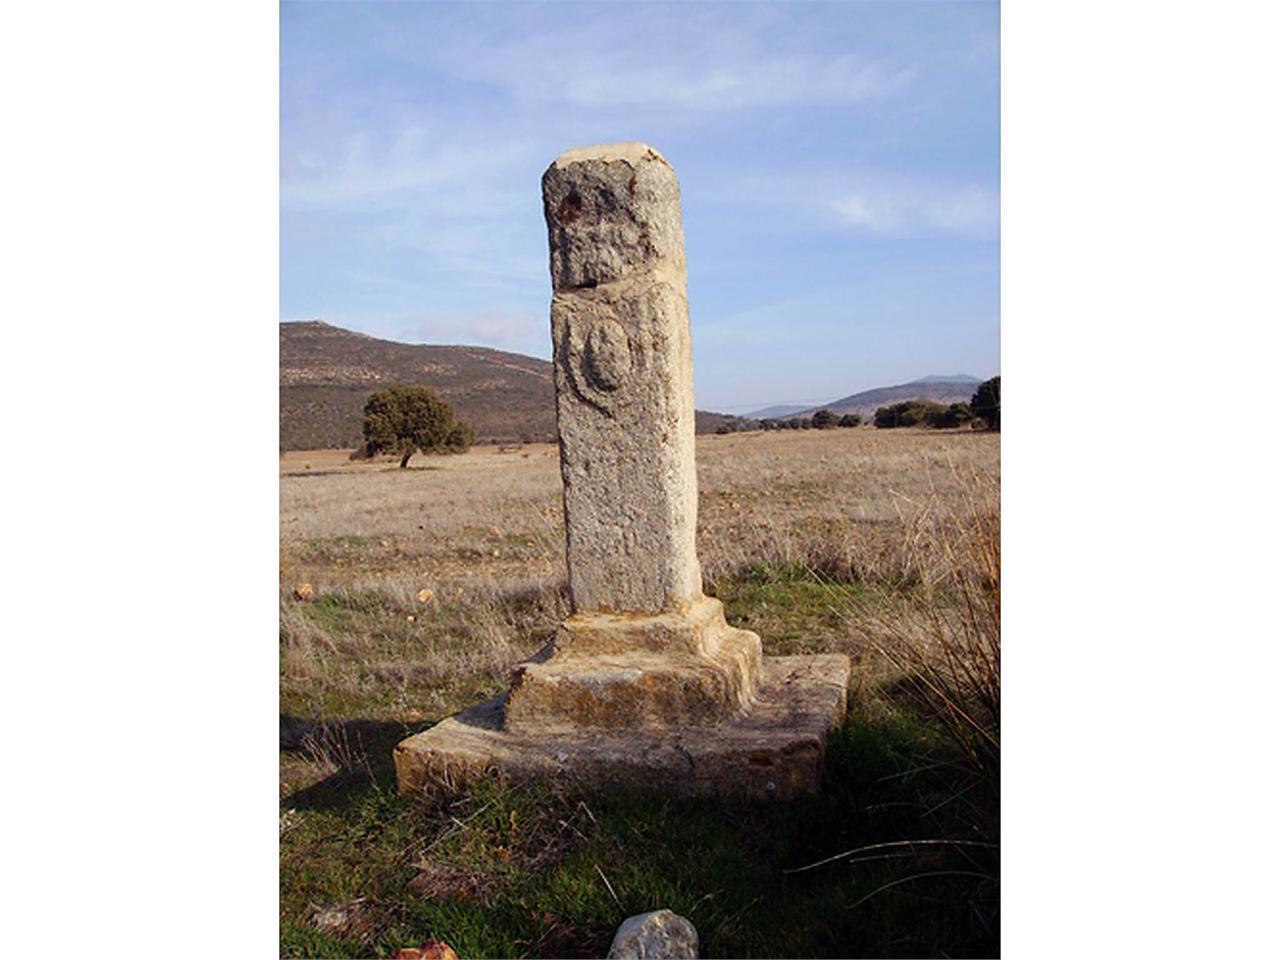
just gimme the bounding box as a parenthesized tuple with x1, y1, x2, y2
(970, 376, 1000, 430)
(362, 385, 473, 467)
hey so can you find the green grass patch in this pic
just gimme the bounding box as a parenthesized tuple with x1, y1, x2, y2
(712, 561, 875, 655)
(282, 584, 563, 723)
(282, 561, 996, 956)
(281, 705, 998, 958)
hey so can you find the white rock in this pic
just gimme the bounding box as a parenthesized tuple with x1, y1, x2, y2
(607, 909, 699, 959)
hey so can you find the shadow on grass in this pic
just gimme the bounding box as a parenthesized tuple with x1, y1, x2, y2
(281, 470, 352, 479)
(280, 715, 429, 811)
(280, 706, 999, 959)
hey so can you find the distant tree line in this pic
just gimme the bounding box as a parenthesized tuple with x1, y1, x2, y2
(714, 410, 864, 434)
(872, 377, 1000, 431)
(714, 377, 1000, 436)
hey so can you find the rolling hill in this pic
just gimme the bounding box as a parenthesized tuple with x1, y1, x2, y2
(281, 321, 556, 450)
(280, 321, 752, 450)
(744, 402, 831, 420)
(784, 376, 986, 421)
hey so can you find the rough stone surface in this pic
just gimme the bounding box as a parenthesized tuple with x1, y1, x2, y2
(503, 596, 762, 732)
(394, 143, 851, 800)
(543, 142, 698, 615)
(608, 909, 699, 960)
(394, 655, 851, 801)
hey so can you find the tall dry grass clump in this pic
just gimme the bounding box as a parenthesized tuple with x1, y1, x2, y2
(850, 470, 1000, 784)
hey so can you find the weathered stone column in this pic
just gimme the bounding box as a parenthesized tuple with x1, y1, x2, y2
(393, 144, 852, 800)
(541, 143, 700, 615)
(500, 143, 762, 731)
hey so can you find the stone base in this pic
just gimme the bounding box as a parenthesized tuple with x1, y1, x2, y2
(504, 596, 763, 732)
(394, 654, 852, 801)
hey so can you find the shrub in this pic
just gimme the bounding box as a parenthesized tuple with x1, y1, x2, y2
(837, 413, 862, 428)
(810, 409, 838, 429)
(970, 376, 1000, 430)
(925, 402, 975, 429)
(874, 401, 945, 429)
(445, 420, 474, 452)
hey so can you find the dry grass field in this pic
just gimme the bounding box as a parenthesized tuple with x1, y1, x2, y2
(280, 427, 1000, 958)
(280, 428, 996, 723)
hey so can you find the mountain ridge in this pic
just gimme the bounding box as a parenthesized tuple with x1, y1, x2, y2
(280, 321, 752, 450)
(783, 376, 986, 421)
(280, 321, 557, 450)
(746, 375, 985, 420)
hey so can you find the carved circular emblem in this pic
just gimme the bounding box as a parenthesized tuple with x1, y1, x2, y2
(583, 320, 631, 392)
(560, 310, 646, 417)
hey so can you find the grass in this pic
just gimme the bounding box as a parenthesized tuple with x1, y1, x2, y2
(280, 428, 1000, 956)
(282, 702, 996, 959)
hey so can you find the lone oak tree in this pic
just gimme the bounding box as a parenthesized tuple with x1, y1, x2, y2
(362, 385, 473, 467)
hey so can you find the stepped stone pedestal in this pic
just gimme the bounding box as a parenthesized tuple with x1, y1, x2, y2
(394, 143, 851, 800)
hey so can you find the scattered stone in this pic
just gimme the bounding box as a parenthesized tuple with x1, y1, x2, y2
(310, 898, 375, 940)
(488, 525, 502, 537)
(380, 539, 391, 548)
(607, 910, 699, 959)
(394, 941, 458, 960)
(293, 582, 315, 602)
(417, 588, 435, 603)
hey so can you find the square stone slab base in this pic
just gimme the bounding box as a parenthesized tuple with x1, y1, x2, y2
(394, 654, 852, 801)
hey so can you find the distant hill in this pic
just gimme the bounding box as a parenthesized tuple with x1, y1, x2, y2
(910, 374, 981, 385)
(281, 321, 556, 450)
(790, 375, 986, 421)
(280, 320, 748, 450)
(745, 402, 831, 420)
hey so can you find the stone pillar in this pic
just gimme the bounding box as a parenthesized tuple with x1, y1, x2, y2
(541, 143, 700, 615)
(500, 143, 761, 730)
(392, 144, 852, 800)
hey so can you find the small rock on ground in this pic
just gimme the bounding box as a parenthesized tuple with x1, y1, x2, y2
(394, 940, 458, 960)
(607, 909, 699, 959)
(310, 898, 375, 940)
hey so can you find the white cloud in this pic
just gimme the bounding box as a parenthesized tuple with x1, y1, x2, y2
(379, 5, 915, 112)
(832, 181, 998, 236)
(281, 126, 541, 213)
(331, 308, 548, 356)
(552, 53, 914, 110)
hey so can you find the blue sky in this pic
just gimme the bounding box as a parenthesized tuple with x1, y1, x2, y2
(281, 1, 999, 412)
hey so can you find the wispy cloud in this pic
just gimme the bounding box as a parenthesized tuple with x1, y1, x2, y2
(378, 4, 915, 112)
(326, 307, 548, 356)
(281, 126, 541, 213)
(832, 180, 999, 236)
(714, 170, 999, 239)
(281, 1, 1000, 407)
(548, 54, 913, 110)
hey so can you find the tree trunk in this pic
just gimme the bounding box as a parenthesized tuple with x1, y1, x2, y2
(400, 450, 413, 469)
